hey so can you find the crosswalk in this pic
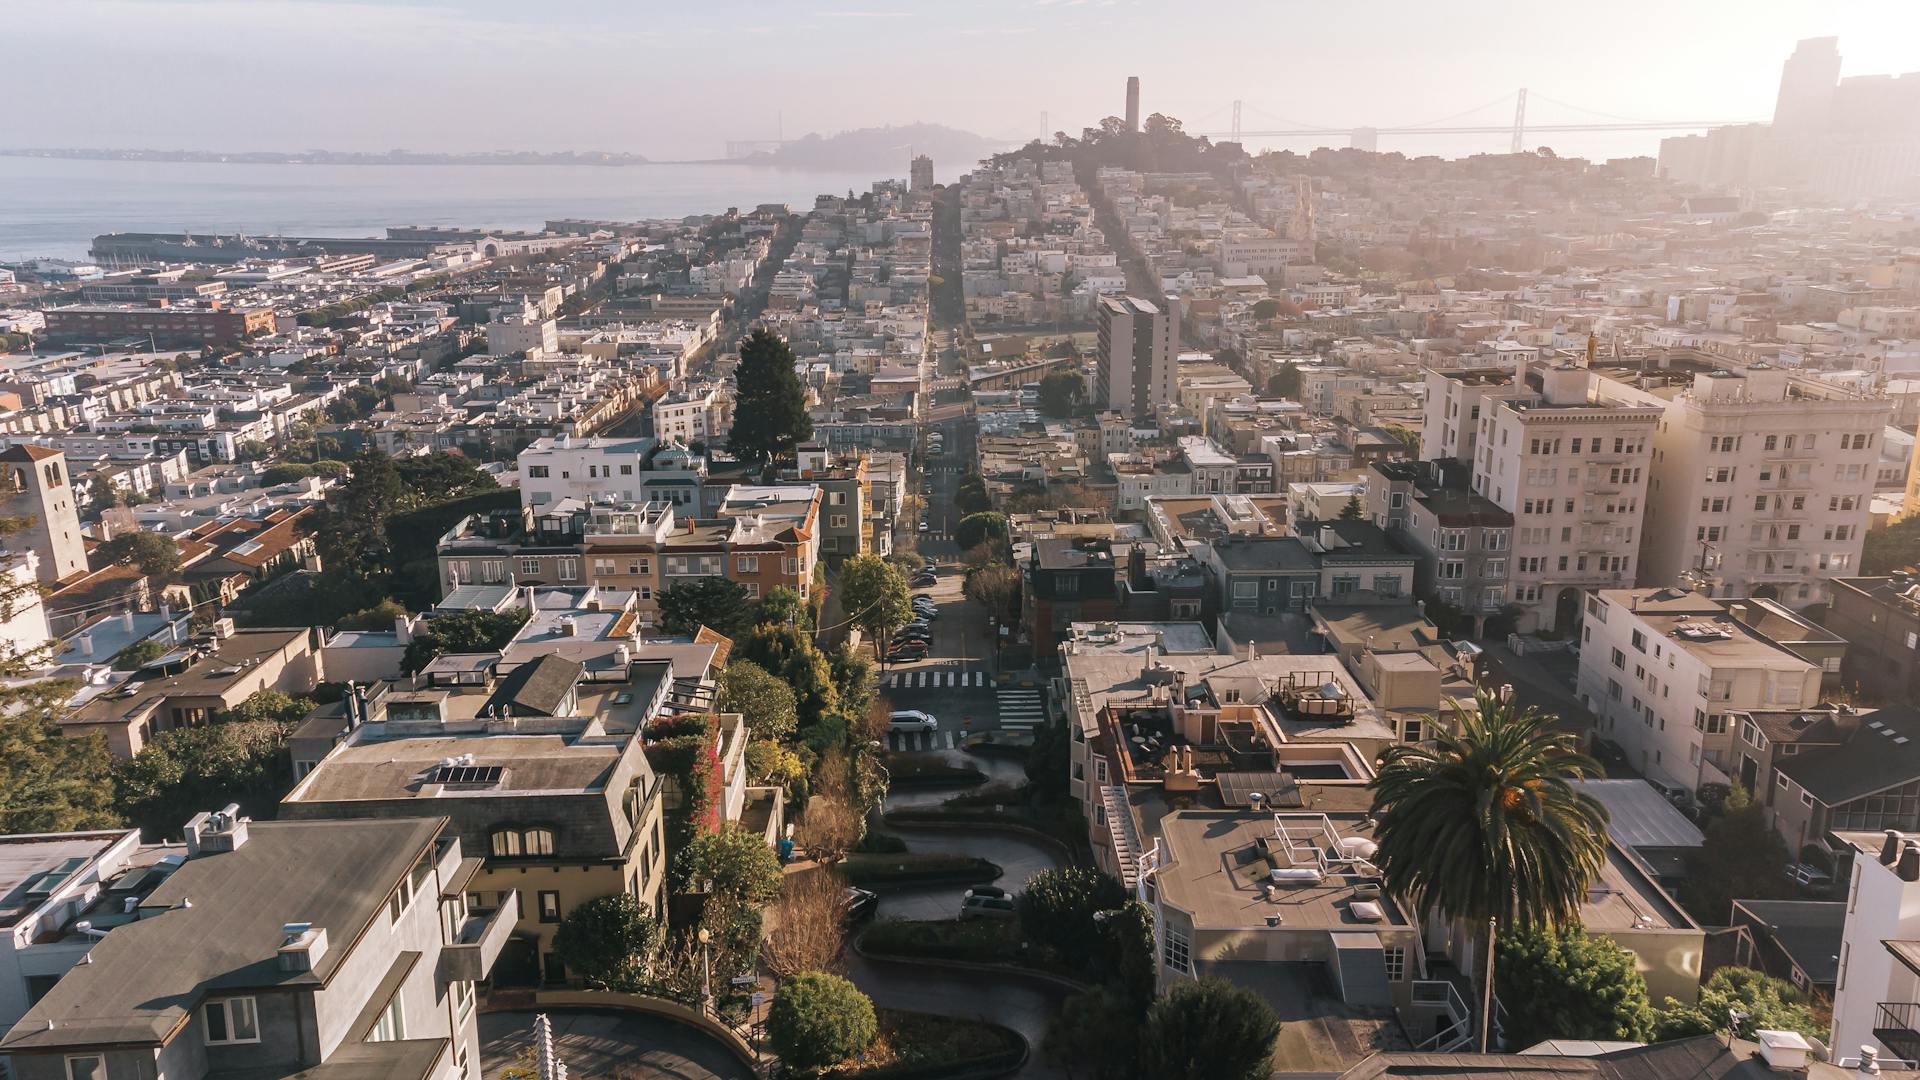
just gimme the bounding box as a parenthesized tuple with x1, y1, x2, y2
(885, 729, 962, 752)
(997, 687, 1046, 730)
(883, 668, 991, 689)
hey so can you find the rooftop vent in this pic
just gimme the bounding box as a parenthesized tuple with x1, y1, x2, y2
(277, 922, 329, 973)
(1755, 1029, 1813, 1072)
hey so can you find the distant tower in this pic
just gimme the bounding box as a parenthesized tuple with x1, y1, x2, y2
(0, 445, 86, 583)
(910, 154, 934, 192)
(1773, 37, 1842, 135)
(1125, 76, 1141, 132)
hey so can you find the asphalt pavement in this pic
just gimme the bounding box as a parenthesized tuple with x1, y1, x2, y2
(479, 1010, 751, 1080)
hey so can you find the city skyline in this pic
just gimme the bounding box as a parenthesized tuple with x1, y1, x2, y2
(10, 0, 1919, 163)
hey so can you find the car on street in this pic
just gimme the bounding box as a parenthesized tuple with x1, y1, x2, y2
(959, 893, 1018, 920)
(888, 640, 929, 661)
(911, 575, 937, 588)
(888, 709, 939, 732)
(842, 886, 879, 924)
(964, 885, 1009, 901)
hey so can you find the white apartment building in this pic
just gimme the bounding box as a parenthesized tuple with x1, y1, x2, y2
(1095, 296, 1179, 417)
(516, 434, 654, 508)
(1608, 365, 1891, 609)
(1576, 588, 1821, 798)
(652, 383, 732, 447)
(487, 313, 558, 357)
(1454, 362, 1663, 631)
(1828, 830, 1920, 1066)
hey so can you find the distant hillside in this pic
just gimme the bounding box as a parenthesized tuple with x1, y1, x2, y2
(745, 123, 997, 173)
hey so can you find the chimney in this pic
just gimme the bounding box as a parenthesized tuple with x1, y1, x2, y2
(277, 923, 329, 973)
(1729, 602, 1750, 625)
(194, 804, 250, 853)
(121, 609, 136, 633)
(1900, 841, 1920, 883)
(1882, 830, 1902, 866)
(394, 615, 414, 646)
(78, 632, 93, 658)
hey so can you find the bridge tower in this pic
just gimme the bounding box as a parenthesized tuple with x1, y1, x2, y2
(1510, 88, 1528, 153)
(1231, 100, 1242, 144)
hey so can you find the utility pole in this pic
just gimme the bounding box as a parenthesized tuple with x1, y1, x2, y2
(1510, 88, 1528, 154)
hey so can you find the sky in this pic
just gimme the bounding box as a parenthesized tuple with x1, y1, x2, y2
(7, 0, 1919, 162)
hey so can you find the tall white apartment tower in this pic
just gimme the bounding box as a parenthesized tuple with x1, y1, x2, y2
(1442, 359, 1662, 632)
(1096, 296, 1180, 418)
(1624, 365, 1890, 608)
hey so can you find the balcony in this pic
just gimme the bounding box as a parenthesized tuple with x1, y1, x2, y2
(1874, 1003, 1920, 1064)
(441, 888, 520, 982)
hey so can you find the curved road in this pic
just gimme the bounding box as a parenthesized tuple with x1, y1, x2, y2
(849, 773, 1073, 1079)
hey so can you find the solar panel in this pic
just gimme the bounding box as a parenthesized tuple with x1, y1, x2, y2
(432, 765, 503, 785)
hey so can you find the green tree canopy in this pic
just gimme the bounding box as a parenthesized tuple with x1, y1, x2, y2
(1136, 977, 1281, 1080)
(1339, 493, 1364, 520)
(96, 531, 183, 582)
(754, 585, 813, 632)
(114, 719, 299, 839)
(679, 824, 783, 907)
(656, 576, 753, 637)
(393, 453, 499, 509)
(1654, 966, 1823, 1041)
(401, 609, 528, 674)
(1678, 785, 1791, 926)
(1496, 924, 1654, 1049)
(766, 972, 876, 1071)
(260, 463, 317, 486)
(954, 511, 1009, 552)
(1368, 692, 1608, 1049)
(717, 659, 800, 742)
(727, 329, 813, 467)
(1044, 987, 1142, 1080)
(0, 682, 121, 834)
(736, 622, 840, 736)
(1268, 362, 1302, 399)
(838, 554, 912, 661)
(1020, 866, 1130, 966)
(551, 893, 661, 988)
(319, 447, 406, 586)
(336, 599, 410, 632)
(1037, 371, 1083, 418)
(219, 690, 316, 726)
(1251, 299, 1281, 320)
(954, 474, 993, 517)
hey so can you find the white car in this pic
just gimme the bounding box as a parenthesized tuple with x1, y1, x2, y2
(888, 710, 938, 733)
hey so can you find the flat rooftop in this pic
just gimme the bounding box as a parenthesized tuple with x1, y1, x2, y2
(285, 731, 624, 803)
(1156, 810, 1408, 932)
(0, 831, 136, 930)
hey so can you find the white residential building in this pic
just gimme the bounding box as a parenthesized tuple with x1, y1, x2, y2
(1606, 365, 1891, 609)
(652, 383, 732, 448)
(1575, 588, 1822, 798)
(516, 434, 654, 508)
(486, 313, 558, 357)
(1828, 829, 1920, 1066)
(1447, 361, 1663, 631)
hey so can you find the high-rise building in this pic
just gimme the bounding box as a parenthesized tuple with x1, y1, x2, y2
(1772, 37, 1843, 135)
(1125, 76, 1140, 133)
(1096, 296, 1179, 417)
(0, 445, 86, 583)
(909, 154, 934, 192)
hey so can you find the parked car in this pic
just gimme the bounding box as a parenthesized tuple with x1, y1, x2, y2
(888, 640, 928, 661)
(959, 893, 1018, 920)
(888, 710, 939, 732)
(964, 885, 1009, 901)
(1786, 862, 1833, 894)
(842, 886, 879, 924)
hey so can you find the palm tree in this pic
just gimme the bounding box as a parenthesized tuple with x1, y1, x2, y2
(1368, 690, 1609, 1052)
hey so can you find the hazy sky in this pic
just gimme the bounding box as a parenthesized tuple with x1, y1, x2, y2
(9, 0, 1919, 161)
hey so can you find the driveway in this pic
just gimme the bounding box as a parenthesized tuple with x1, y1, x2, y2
(479, 1009, 752, 1080)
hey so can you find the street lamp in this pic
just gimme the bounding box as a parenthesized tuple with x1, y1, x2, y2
(697, 927, 713, 1014)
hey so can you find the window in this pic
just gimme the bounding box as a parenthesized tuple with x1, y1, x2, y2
(1163, 928, 1192, 974)
(538, 890, 562, 923)
(66, 1058, 104, 1080)
(737, 556, 760, 573)
(1610, 648, 1625, 670)
(527, 465, 550, 479)
(369, 994, 406, 1043)
(520, 558, 540, 577)
(1382, 946, 1407, 981)
(206, 997, 261, 1044)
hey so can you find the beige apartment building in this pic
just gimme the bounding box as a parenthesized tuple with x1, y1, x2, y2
(1601, 364, 1890, 608)
(1431, 360, 1662, 632)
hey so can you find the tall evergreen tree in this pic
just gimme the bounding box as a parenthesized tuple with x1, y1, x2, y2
(727, 329, 813, 467)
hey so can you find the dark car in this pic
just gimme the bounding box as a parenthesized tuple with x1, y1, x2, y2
(888, 640, 929, 661)
(842, 886, 879, 924)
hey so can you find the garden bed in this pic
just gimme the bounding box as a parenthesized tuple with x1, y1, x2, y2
(882, 758, 988, 789)
(842, 852, 1001, 888)
(859, 919, 1026, 965)
(822, 1008, 1025, 1079)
